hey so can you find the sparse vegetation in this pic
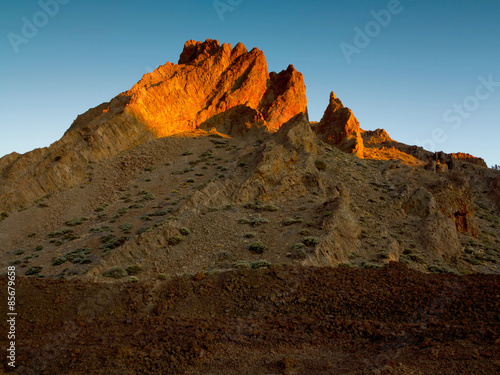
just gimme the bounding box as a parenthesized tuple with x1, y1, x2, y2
(25, 266, 42, 276)
(428, 264, 454, 274)
(250, 260, 271, 269)
(100, 235, 128, 255)
(136, 226, 151, 236)
(137, 191, 155, 201)
(119, 223, 133, 234)
(90, 225, 113, 233)
(157, 273, 170, 281)
(125, 264, 143, 275)
(103, 266, 128, 278)
(362, 262, 381, 269)
(248, 241, 267, 254)
(238, 217, 270, 227)
(233, 261, 251, 269)
(94, 204, 108, 212)
(303, 236, 320, 247)
(315, 159, 327, 171)
(167, 235, 184, 246)
(52, 257, 66, 266)
(282, 217, 303, 226)
(244, 201, 279, 212)
(65, 248, 92, 264)
(65, 217, 88, 226)
(179, 227, 191, 236)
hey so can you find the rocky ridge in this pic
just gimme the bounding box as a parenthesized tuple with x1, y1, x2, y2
(0, 39, 499, 280)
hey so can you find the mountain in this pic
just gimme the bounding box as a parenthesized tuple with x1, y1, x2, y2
(1, 38, 499, 375)
(1, 39, 499, 279)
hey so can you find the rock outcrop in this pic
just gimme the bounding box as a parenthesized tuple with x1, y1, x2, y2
(0, 39, 307, 212)
(125, 39, 307, 137)
(489, 175, 500, 211)
(313, 92, 364, 158)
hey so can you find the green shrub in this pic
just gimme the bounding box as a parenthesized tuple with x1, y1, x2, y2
(250, 260, 271, 269)
(427, 265, 453, 274)
(128, 276, 139, 283)
(291, 243, 306, 250)
(14, 249, 25, 255)
(179, 227, 191, 236)
(282, 217, 303, 226)
(136, 226, 151, 236)
(103, 266, 128, 278)
(151, 210, 170, 216)
(119, 223, 133, 233)
(248, 242, 267, 254)
(126, 264, 143, 275)
(25, 266, 42, 276)
(34, 245, 44, 252)
(244, 232, 256, 239)
(299, 229, 311, 236)
(167, 235, 184, 246)
(157, 273, 170, 281)
(89, 225, 113, 233)
(65, 248, 92, 264)
(303, 237, 320, 247)
(315, 159, 327, 171)
(137, 191, 155, 201)
(362, 262, 381, 269)
(144, 166, 155, 172)
(113, 207, 128, 219)
(94, 204, 108, 212)
(250, 217, 270, 226)
(100, 236, 128, 254)
(288, 248, 306, 260)
(233, 261, 251, 269)
(65, 217, 88, 226)
(52, 257, 66, 266)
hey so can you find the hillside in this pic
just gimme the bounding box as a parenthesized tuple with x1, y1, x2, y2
(0, 39, 499, 374)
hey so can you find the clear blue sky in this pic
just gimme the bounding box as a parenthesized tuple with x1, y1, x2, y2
(1, 0, 499, 166)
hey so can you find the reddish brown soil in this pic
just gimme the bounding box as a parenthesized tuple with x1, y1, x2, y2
(1, 263, 499, 374)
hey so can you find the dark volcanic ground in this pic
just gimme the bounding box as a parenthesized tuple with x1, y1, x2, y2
(1, 262, 499, 374)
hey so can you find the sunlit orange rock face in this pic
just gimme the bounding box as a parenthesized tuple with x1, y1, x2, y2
(124, 39, 307, 136)
(313, 92, 364, 158)
(451, 153, 488, 168)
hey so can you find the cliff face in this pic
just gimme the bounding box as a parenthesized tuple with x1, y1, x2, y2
(124, 39, 307, 136)
(313, 92, 364, 158)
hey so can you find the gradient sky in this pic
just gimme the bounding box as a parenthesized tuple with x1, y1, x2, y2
(1, 0, 499, 166)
